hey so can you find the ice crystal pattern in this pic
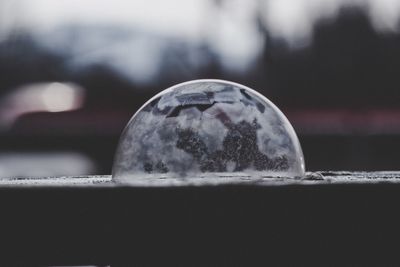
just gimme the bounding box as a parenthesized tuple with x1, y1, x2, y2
(112, 80, 305, 181)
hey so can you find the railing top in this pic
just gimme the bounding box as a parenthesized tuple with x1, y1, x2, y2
(1, 171, 400, 187)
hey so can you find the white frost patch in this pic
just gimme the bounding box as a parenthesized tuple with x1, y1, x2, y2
(0, 176, 112, 186)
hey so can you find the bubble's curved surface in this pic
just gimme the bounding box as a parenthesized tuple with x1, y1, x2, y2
(112, 80, 305, 182)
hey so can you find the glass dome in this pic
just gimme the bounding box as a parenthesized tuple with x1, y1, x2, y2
(112, 79, 305, 182)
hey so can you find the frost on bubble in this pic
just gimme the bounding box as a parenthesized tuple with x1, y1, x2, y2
(112, 79, 305, 182)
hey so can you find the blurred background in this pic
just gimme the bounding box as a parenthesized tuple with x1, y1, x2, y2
(1, 0, 400, 177)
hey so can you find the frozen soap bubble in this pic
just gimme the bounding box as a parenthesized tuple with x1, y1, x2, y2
(112, 79, 305, 183)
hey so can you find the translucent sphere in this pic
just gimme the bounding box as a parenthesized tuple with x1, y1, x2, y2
(112, 79, 305, 182)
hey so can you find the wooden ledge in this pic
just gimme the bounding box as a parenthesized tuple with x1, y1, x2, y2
(0, 172, 399, 266)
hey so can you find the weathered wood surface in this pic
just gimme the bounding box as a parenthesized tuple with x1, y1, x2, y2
(0, 172, 399, 266)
